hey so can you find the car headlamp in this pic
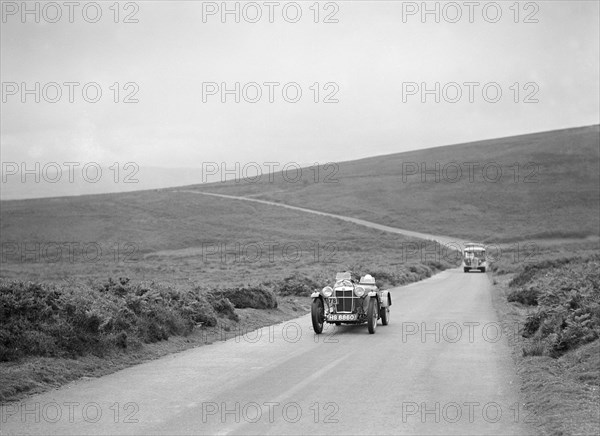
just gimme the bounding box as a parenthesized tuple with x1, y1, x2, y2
(321, 286, 333, 298)
(354, 286, 365, 297)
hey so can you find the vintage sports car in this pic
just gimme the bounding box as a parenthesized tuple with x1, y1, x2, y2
(311, 272, 392, 334)
(462, 243, 487, 273)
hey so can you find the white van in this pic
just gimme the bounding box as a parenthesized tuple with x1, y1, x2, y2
(462, 243, 487, 273)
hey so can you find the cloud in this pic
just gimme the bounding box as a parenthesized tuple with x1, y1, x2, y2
(1, 1, 598, 169)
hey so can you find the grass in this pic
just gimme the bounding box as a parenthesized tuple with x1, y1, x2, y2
(189, 125, 600, 242)
(0, 190, 453, 285)
(490, 242, 600, 435)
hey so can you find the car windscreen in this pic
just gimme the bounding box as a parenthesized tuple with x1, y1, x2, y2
(335, 272, 351, 281)
(464, 250, 485, 257)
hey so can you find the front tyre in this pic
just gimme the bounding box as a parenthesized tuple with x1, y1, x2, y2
(367, 298, 378, 334)
(381, 306, 390, 326)
(464, 267, 469, 273)
(480, 267, 486, 273)
(311, 298, 324, 334)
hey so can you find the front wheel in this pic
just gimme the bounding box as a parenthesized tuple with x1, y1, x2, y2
(381, 306, 390, 326)
(480, 267, 486, 273)
(367, 298, 378, 334)
(311, 298, 324, 334)
(463, 267, 469, 273)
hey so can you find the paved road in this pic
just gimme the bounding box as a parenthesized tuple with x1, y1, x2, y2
(1, 192, 530, 435)
(1, 269, 529, 435)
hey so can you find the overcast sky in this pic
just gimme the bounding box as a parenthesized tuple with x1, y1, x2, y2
(1, 1, 599, 169)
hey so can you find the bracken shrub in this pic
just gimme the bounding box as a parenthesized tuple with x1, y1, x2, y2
(507, 286, 540, 306)
(206, 294, 240, 322)
(209, 285, 278, 310)
(0, 278, 220, 362)
(511, 255, 600, 357)
(340, 260, 455, 290)
(424, 260, 451, 272)
(272, 275, 320, 297)
(509, 257, 579, 288)
(522, 311, 544, 337)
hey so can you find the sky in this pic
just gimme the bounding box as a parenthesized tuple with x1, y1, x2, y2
(1, 0, 599, 170)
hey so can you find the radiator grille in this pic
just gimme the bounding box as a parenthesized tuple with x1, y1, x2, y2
(335, 289, 354, 312)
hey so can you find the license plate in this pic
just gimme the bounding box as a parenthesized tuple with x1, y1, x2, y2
(329, 313, 356, 322)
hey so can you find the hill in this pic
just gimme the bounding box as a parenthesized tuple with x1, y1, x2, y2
(0, 189, 447, 286)
(189, 125, 600, 242)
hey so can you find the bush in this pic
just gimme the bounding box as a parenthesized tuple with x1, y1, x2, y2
(344, 261, 454, 290)
(211, 286, 278, 309)
(0, 278, 220, 362)
(522, 311, 545, 337)
(507, 286, 540, 306)
(509, 257, 579, 288)
(207, 294, 239, 322)
(424, 260, 448, 271)
(274, 275, 320, 297)
(371, 270, 406, 288)
(510, 255, 600, 357)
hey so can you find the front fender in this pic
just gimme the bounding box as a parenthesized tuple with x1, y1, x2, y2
(312, 295, 330, 314)
(380, 290, 392, 307)
(359, 295, 368, 312)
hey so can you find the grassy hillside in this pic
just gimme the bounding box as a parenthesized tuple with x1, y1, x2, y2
(0, 189, 453, 285)
(190, 125, 600, 242)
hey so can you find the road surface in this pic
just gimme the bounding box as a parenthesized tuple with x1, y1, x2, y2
(1, 193, 531, 435)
